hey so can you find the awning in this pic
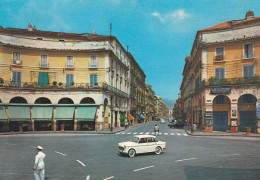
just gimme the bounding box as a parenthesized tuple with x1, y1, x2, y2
(32, 107, 53, 121)
(75, 106, 97, 121)
(8, 106, 31, 121)
(0, 106, 8, 121)
(127, 113, 134, 120)
(138, 114, 144, 120)
(55, 107, 75, 120)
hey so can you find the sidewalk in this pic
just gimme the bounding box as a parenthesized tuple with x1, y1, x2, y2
(185, 129, 260, 137)
(0, 122, 147, 135)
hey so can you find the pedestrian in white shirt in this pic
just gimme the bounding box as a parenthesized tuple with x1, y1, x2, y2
(33, 146, 46, 180)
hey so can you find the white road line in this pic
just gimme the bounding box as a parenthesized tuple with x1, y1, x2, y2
(175, 158, 197, 162)
(127, 132, 132, 134)
(86, 175, 90, 180)
(177, 133, 181, 136)
(133, 165, 154, 172)
(121, 132, 125, 134)
(55, 151, 67, 156)
(151, 132, 155, 134)
(183, 134, 189, 136)
(164, 133, 168, 135)
(159, 133, 162, 135)
(170, 133, 174, 135)
(76, 160, 86, 167)
(133, 132, 138, 134)
(104, 176, 114, 180)
(145, 132, 150, 134)
(217, 154, 240, 157)
(139, 132, 144, 134)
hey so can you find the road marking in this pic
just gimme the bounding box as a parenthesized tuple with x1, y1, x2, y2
(133, 165, 154, 172)
(121, 132, 125, 134)
(151, 132, 155, 134)
(175, 158, 197, 162)
(76, 160, 86, 167)
(183, 134, 189, 136)
(104, 176, 114, 180)
(177, 133, 181, 136)
(127, 132, 132, 134)
(217, 154, 240, 157)
(55, 151, 67, 156)
(164, 133, 168, 135)
(86, 175, 90, 180)
(5, 143, 19, 146)
(139, 132, 144, 134)
(133, 132, 138, 134)
(159, 133, 162, 135)
(170, 133, 174, 135)
(145, 132, 150, 134)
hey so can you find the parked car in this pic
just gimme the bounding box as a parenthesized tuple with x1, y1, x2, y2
(160, 118, 165, 124)
(118, 135, 166, 157)
(168, 122, 184, 129)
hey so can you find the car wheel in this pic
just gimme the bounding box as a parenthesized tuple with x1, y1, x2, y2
(128, 149, 136, 158)
(155, 146, 162, 155)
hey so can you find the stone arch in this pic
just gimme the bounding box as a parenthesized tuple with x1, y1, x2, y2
(212, 95, 231, 131)
(104, 98, 109, 123)
(238, 94, 257, 132)
(80, 97, 95, 104)
(34, 97, 52, 104)
(9, 96, 28, 104)
(58, 98, 74, 104)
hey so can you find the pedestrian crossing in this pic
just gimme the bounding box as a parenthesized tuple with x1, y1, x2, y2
(116, 131, 189, 136)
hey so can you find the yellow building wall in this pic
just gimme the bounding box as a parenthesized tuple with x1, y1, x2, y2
(0, 46, 106, 85)
(207, 41, 260, 79)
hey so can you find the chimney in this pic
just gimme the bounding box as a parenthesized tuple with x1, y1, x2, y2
(245, 10, 254, 19)
(28, 23, 33, 31)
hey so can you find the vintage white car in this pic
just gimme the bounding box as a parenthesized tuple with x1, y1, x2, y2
(118, 135, 166, 157)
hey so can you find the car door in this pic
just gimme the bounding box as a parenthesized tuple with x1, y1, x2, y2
(147, 137, 157, 152)
(137, 138, 148, 153)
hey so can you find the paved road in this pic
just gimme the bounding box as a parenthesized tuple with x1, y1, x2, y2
(1, 121, 260, 180)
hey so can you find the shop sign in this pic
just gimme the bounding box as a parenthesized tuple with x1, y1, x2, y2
(210, 88, 231, 94)
(256, 101, 260, 117)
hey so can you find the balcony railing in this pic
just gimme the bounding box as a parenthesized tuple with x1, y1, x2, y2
(206, 76, 260, 87)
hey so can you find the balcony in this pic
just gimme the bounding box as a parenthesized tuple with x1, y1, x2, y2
(214, 55, 224, 62)
(12, 59, 22, 65)
(206, 76, 260, 87)
(40, 62, 49, 68)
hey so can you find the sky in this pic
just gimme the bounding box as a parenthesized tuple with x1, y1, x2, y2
(0, 0, 260, 100)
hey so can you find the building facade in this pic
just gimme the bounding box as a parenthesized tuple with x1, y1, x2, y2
(0, 24, 131, 132)
(181, 11, 260, 133)
(145, 84, 156, 121)
(128, 53, 146, 123)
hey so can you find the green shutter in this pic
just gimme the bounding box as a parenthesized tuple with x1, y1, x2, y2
(38, 72, 49, 87)
(75, 106, 97, 121)
(8, 106, 30, 121)
(55, 107, 75, 120)
(32, 107, 53, 121)
(0, 106, 8, 121)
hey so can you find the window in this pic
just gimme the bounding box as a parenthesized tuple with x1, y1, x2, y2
(139, 138, 147, 144)
(40, 55, 48, 67)
(66, 56, 74, 68)
(90, 74, 98, 88)
(90, 56, 97, 68)
(111, 76, 114, 86)
(215, 68, 225, 80)
(216, 95, 224, 104)
(12, 71, 22, 87)
(13, 52, 21, 64)
(195, 76, 200, 92)
(244, 43, 253, 58)
(66, 74, 74, 87)
(216, 47, 224, 56)
(243, 94, 253, 103)
(38, 72, 49, 87)
(243, 64, 254, 77)
(215, 47, 224, 61)
(148, 137, 156, 143)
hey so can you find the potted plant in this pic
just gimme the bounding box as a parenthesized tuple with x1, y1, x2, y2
(53, 81, 57, 87)
(23, 82, 28, 87)
(70, 81, 75, 87)
(58, 82, 63, 88)
(0, 78, 4, 86)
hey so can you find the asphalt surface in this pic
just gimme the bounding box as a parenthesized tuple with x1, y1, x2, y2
(1, 121, 260, 180)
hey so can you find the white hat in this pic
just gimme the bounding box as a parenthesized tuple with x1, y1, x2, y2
(37, 146, 43, 150)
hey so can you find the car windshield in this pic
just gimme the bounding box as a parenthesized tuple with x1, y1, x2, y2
(131, 137, 139, 143)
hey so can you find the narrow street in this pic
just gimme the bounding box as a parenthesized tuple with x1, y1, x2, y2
(1, 121, 260, 180)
